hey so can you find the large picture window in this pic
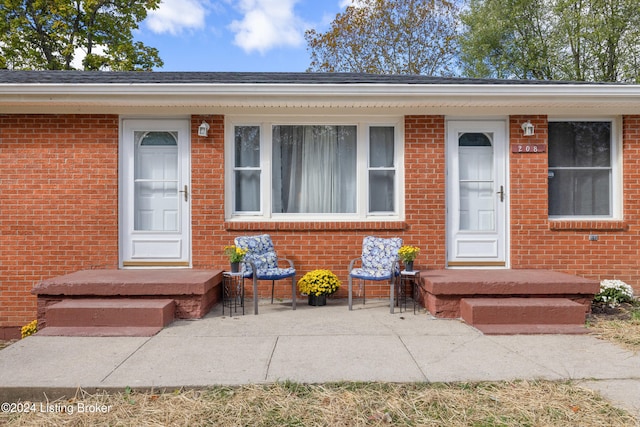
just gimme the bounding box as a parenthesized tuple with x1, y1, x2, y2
(272, 125, 357, 213)
(548, 120, 615, 217)
(227, 118, 401, 220)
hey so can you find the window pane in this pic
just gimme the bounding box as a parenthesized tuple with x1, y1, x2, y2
(548, 169, 611, 216)
(549, 122, 611, 167)
(235, 171, 260, 212)
(235, 126, 260, 167)
(370, 127, 394, 167)
(272, 125, 356, 213)
(459, 132, 492, 147)
(369, 170, 395, 212)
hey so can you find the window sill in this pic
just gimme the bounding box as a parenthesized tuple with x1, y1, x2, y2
(549, 220, 628, 231)
(224, 220, 409, 232)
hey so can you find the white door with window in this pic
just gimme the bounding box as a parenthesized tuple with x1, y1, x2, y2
(121, 119, 191, 267)
(447, 121, 507, 267)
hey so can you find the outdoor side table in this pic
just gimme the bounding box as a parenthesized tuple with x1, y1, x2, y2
(222, 271, 245, 316)
(399, 270, 421, 314)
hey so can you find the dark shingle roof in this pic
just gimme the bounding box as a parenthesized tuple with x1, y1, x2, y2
(0, 70, 606, 85)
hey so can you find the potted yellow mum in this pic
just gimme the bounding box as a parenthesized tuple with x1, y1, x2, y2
(297, 269, 341, 306)
(398, 245, 420, 271)
(224, 245, 248, 273)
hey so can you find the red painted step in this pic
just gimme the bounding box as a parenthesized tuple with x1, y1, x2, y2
(460, 297, 589, 335)
(40, 298, 175, 337)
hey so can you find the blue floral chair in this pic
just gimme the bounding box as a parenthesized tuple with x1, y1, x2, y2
(234, 234, 296, 315)
(348, 236, 403, 313)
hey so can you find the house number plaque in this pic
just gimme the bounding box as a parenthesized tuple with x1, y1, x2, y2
(511, 144, 546, 153)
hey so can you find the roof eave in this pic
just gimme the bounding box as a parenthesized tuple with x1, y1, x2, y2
(1, 83, 639, 115)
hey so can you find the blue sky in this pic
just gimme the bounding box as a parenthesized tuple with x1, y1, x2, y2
(135, 0, 354, 72)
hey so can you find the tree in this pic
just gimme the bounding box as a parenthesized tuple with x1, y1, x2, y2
(305, 0, 460, 75)
(459, 0, 640, 82)
(0, 0, 163, 71)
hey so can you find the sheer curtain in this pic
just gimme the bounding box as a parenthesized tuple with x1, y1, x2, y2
(273, 125, 356, 214)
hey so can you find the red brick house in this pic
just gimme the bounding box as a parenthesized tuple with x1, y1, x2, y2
(1, 70, 639, 337)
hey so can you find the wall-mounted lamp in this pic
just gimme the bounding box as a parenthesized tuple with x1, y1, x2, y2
(198, 121, 210, 137)
(521, 121, 535, 136)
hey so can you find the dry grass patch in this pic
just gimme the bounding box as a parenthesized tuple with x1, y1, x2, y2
(1, 381, 636, 426)
(588, 303, 640, 352)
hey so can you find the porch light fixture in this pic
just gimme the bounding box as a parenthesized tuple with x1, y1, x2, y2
(521, 121, 535, 136)
(198, 121, 210, 137)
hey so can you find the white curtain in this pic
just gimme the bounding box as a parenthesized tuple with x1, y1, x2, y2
(273, 125, 356, 213)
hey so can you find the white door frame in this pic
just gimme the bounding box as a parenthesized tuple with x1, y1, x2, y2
(446, 120, 509, 267)
(119, 118, 191, 267)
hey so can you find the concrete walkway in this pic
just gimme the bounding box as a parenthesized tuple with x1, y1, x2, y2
(1, 299, 639, 422)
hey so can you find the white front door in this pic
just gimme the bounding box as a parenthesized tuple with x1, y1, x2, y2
(120, 119, 191, 267)
(447, 121, 507, 267)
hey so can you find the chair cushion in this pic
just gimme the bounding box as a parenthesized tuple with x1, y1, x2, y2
(350, 267, 393, 281)
(255, 267, 296, 280)
(360, 236, 403, 271)
(234, 234, 295, 279)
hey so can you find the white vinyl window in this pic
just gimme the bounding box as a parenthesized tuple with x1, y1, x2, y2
(226, 117, 402, 220)
(548, 119, 619, 218)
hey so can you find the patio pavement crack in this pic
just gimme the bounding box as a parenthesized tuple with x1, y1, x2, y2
(264, 336, 279, 381)
(399, 336, 429, 382)
(99, 337, 154, 384)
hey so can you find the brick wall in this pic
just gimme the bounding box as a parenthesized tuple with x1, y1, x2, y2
(0, 115, 119, 337)
(193, 115, 447, 300)
(509, 115, 640, 292)
(2, 112, 638, 336)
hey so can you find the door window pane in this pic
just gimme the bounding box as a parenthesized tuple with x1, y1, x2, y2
(458, 133, 495, 231)
(134, 131, 179, 231)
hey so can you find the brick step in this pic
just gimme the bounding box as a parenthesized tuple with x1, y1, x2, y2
(44, 298, 175, 335)
(460, 297, 588, 335)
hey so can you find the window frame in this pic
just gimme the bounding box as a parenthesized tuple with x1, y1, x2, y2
(547, 117, 622, 220)
(225, 115, 404, 221)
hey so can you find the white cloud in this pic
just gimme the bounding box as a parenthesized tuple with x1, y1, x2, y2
(228, 0, 305, 54)
(339, 0, 366, 7)
(71, 45, 108, 70)
(146, 0, 207, 35)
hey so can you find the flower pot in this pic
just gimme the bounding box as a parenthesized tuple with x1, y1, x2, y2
(405, 261, 414, 272)
(230, 262, 240, 273)
(308, 294, 327, 306)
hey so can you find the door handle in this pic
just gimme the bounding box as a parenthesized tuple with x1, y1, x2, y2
(179, 185, 189, 202)
(497, 185, 505, 202)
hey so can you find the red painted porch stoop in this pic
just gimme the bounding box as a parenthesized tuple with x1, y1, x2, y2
(421, 269, 600, 335)
(38, 299, 175, 337)
(32, 269, 222, 337)
(460, 298, 589, 335)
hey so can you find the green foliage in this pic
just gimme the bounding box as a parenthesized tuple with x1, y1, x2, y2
(594, 279, 636, 308)
(459, 0, 640, 82)
(305, 0, 460, 75)
(0, 0, 163, 71)
(224, 245, 248, 263)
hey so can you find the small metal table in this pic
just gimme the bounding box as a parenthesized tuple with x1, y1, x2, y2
(222, 271, 245, 316)
(398, 270, 421, 314)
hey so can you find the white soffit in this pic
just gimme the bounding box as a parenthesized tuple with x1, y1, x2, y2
(1, 82, 640, 115)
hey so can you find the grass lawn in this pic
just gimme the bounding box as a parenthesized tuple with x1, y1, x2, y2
(0, 381, 636, 426)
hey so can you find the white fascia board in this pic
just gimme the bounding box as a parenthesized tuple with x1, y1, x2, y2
(1, 82, 640, 112)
